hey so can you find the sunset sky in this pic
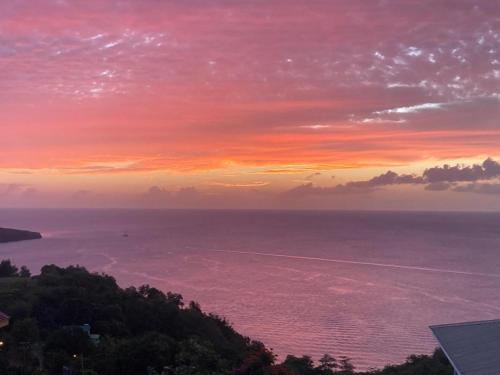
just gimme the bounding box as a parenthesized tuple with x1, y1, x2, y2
(1, 0, 499, 210)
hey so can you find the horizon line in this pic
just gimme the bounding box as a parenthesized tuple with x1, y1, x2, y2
(1, 207, 499, 214)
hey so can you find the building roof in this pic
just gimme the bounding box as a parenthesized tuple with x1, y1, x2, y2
(430, 319, 500, 375)
(0, 311, 9, 329)
(0, 311, 9, 321)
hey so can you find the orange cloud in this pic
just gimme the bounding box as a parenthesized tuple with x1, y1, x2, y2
(1, 1, 499, 209)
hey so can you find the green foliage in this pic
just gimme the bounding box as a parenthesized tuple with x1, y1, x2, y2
(283, 355, 316, 375)
(20, 266, 31, 278)
(0, 260, 31, 279)
(0, 261, 453, 375)
(0, 262, 250, 375)
(364, 350, 453, 375)
(10, 318, 39, 344)
(0, 260, 18, 277)
(106, 332, 175, 375)
(234, 342, 277, 375)
(338, 356, 355, 374)
(318, 354, 338, 372)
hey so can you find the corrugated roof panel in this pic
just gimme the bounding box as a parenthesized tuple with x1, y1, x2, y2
(430, 319, 500, 375)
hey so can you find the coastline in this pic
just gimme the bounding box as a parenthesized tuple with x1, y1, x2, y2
(0, 227, 42, 243)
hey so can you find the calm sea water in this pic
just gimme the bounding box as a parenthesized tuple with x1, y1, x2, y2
(1, 209, 500, 370)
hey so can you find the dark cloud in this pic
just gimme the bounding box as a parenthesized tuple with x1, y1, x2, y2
(144, 186, 172, 199)
(4, 184, 24, 195)
(176, 187, 200, 201)
(285, 158, 500, 198)
(452, 183, 500, 195)
(284, 170, 424, 198)
(423, 158, 500, 183)
(424, 182, 453, 191)
(366, 171, 424, 186)
(305, 172, 322, 180)
(0, 183, 30, 195)
(483, 158, 500, 178)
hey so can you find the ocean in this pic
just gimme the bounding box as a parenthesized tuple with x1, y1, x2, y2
(1, 209, 500, 370)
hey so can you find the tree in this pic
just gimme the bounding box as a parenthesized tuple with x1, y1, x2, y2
(0, 259, 18, 277)
(19, 265, 31, 278)
(235, 342, 276, 375)
(0, 261, 455, 375)
(189, 301, 202, 312)
(139, 284, 167, 301)
(174, 337, 221, 374)
(112, 333, 175, 375)
(338, 357, 355, 374)
(167, 292, 184, 307)
(11, 318, 40, 344)
(318, 354, 338, 374)
(282, 355, 315, 375)
(44, 327, 94, 374)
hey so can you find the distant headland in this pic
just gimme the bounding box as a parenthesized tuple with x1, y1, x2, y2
(0, 227, 42, 243)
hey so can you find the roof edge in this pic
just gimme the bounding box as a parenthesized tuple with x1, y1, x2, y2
(430, 318, 500, 330)
(430, 330, 462, 375)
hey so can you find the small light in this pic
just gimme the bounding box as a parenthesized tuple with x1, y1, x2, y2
(73, 354, 77, 358)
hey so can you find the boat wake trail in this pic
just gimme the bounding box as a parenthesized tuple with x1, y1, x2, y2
(213, 250, 500, 279)
(98, 253, 118, 273)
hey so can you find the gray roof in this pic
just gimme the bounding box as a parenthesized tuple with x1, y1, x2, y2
(430, 319, 500, 375)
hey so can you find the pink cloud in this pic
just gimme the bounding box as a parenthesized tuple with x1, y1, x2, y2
(0, 1, 499, 208)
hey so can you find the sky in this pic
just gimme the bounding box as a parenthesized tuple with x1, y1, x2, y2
(1, 0, 499, 210)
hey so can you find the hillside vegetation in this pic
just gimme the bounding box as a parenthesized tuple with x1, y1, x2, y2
(0, 260, 452, 375)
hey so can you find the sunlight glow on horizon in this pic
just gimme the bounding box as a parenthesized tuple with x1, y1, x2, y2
(1, 0, 499, 209)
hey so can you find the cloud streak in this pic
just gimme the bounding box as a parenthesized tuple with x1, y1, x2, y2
(374, 102, 445, 115)
(1, 1, 499, 208)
